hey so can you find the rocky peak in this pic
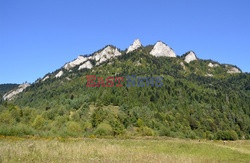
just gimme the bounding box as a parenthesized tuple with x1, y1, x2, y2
(93, 46, 121, 65)
(126, 39, 142, 54)
(227, 67, 241, 74)
(184, 51, 198, 63)
(64, 56, 88, 70)
(150, 41, 176, 57)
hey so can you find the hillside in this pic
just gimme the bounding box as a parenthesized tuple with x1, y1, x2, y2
(1, 40, 250, 140)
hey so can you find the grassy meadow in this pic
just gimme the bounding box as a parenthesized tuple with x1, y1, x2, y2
(0, 136, 249, 162)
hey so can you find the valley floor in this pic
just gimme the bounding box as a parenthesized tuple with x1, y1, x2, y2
(0, 136, 249, 162)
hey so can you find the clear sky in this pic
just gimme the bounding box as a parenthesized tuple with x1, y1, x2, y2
(1, 0, 250, 84)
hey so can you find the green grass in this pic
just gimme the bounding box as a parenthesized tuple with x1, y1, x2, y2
(0, 136, 249, 162)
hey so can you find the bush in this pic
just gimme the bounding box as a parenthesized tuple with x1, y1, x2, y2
(83, 122, 93, 132)
(159, 127, 171, 136)
(0, 111, 15, 124)
(110, 120, 124, 136)
(216, 130, 238, 140)
(137, 126, 155, 136)
(0, 124, 35, 136)
(94, 123, 113, 136)
(66, 121, 82, 134)
(137, 118, 144, 127)
(186, 131, 197, 139)
(205, 132, 215, 140)
(32, 115, 46, 130)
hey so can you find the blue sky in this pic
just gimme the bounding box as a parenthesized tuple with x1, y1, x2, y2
(0, 0, 250, 84)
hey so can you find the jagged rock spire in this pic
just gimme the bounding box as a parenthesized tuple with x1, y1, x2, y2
(184, 51, 197, 63)
(126, 39, 142, 54)
(150, 41, 176, 57)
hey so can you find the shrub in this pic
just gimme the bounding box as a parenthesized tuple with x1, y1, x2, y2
(0, 124, 35, 136)
(83, 122, 93, 132)
(0, 111, 15, 124)
(186, 131, 197, 139)
(66, 121, 82, 134)
(137, 126, 155, 136)
(216, 130, 238, 140)
(205, 131, 215, 140)
(32, 115, 46, 130)
(110, 120, 124, 136)
(94, 123, 113, 136)
(137, 118, 144, 127)
(159, 127, 171, 136)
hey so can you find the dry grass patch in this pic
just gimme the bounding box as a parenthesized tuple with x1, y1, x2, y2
(0, 137, 249, 162)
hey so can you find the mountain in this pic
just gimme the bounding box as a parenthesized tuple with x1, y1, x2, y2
(1, 39, 249, 140)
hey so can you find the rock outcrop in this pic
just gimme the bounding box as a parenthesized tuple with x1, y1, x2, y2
(126, 39, 142, 53)
(55, 70, 64, 78)
(208, 62, 219, 68)
(64, 56, 88, 70)
(93, 46, 121, 65)
(3, 83, 30, 101)
(227, 67, 241, 74)
(78, 61, 93, 70)
(184, 51, 197, 63)
(150, 41, 176, 57)
(42, 75, 49, 82)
